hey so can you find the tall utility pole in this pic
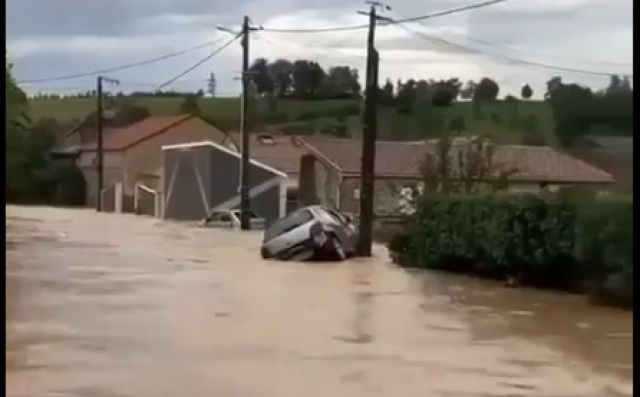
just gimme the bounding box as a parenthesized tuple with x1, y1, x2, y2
(239, 15, 252, 230)
(96, 76, 104, 212)
(356, 2, 389, 256)
(217, 19, 261, 230)
(95, 76, 119, 212)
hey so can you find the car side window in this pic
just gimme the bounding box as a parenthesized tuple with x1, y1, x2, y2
(219, 213, 232, 222)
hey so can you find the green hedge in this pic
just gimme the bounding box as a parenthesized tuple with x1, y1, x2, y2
(388, 194, 632, 309)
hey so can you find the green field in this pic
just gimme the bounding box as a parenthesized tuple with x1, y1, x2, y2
(28, 96, 556, 145)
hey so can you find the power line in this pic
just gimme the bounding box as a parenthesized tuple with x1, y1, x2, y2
(401, 17, 633, 68)
(261, 0, 508, 33)
(154, 34, 240, 91)
(255, 31, 366, 62)
(397, 23, 632, 78)
(17, 39, 226, 84)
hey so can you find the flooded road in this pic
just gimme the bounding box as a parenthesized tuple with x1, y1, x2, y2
(6, 206, 632, 397)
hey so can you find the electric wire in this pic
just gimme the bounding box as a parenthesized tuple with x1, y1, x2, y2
(401, 15, 633, 68)
(261, 0, 509, 33)
(17, 38, 226, 84)
(397, 22, 632, 77)
(153, 34, 240, 91)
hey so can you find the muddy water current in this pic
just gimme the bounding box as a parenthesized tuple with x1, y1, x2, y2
(5, 206, 633, 397)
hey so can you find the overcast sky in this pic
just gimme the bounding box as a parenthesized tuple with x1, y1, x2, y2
(7, 0, 633, 99)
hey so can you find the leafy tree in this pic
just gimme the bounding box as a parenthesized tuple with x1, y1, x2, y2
(292, 60, 326, 98)
(207, 72, 217, 97)
(6, 57, 30, 196)
(545, 76, 563, 99)
(420, 135, 518, 195)
(546, 78, 594, 148)
(474, 77, 500, 102)
(521, 84, 533, 100)
(460, 80, 477, 100)
(323, 66, 360, 98)
(413, 80, 431, 111)
(249, 58, 273, 95)
(431, 78, 462, 107)
(396, 79, 417, 112)
(379, 78, 395, 105)
(267, 59, 294, 96)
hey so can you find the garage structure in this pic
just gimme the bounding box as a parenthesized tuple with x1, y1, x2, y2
(161, 140, 288, 223)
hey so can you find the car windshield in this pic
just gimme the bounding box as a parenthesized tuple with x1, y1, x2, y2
(263, 209, 313, 242)
(321, 208, 343, 224)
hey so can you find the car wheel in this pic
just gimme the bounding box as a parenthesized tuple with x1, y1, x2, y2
(260, 247, 272, 260)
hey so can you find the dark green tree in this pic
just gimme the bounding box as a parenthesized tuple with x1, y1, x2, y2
(249, 58, 274, 95)
(267, 59, 294, 96)
(474, 77, 500, 102)
(546, 79, 594, 147)
(521, 84, 533, 100)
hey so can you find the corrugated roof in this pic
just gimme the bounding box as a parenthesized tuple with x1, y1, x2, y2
(301, 138, 614, 184)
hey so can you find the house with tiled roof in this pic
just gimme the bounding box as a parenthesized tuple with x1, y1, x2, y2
(221, 132, 332, 213)
(70, 114, 229, 210)
(297, 137, 615, 216)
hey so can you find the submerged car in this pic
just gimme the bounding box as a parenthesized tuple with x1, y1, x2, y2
(260, 205, 358, 261)
(199, 209, 266, 230)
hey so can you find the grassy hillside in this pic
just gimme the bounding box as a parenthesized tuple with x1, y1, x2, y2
(28, 96, 555, 145)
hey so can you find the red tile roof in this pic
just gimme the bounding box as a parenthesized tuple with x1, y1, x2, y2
(82, 115, 194, 151)
(301, 138, 614, 184)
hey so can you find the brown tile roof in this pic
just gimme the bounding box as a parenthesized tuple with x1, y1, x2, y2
(82, 115, 194, 151)
(224, 133, 312, 175)
(301, 138, 614, 184)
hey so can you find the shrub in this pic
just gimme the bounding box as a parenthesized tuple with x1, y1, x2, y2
(575, 199, 633, 307)
(387, 195, 633, 308)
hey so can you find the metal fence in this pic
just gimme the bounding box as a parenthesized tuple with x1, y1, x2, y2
(134, 183, 161, 217)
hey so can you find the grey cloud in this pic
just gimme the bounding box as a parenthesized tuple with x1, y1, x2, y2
(7, 0, 245, 39)
(8, 0, 632, 97)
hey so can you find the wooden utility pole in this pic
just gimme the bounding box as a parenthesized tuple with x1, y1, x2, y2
(239, 15, 254, 230)
(96, 76, 104, 212)
(356, 2, 387, 256)
(217, 19, 261, 230)
(95, 76, 119, 212)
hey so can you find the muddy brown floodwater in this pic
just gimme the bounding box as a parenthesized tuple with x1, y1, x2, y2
(6, 206, 633, 397)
